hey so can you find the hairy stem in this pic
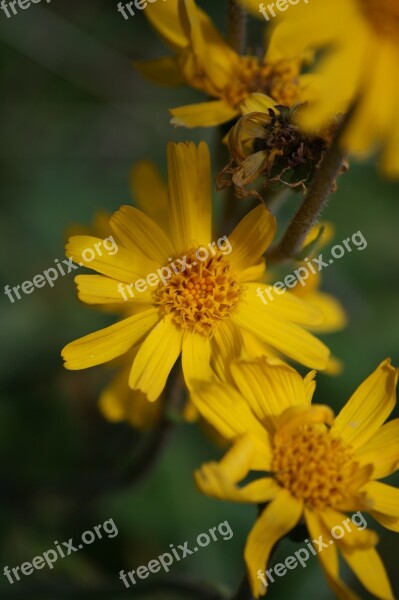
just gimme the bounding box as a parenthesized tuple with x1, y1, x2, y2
(266, 110, 352, 264)
(228, 0, 247, 55)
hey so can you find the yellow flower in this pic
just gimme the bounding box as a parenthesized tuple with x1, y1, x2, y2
(135, 0, 310, 127)
(194, 358, 398, 599)
(243, 0, 399, 177)
(62, 142, 330, 402)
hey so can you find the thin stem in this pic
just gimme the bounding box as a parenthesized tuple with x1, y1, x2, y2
(266, 109, 353, 264)
(227, 0, 247, 55)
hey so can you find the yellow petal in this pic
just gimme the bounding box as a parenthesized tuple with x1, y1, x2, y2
(191, 380, 272, 466)
(210, 320, 244, 382)
(216, 434, 260, 483)
(267, 0, 351, 60)
(181, 331, 213, 390)
(371, 511, 399, 533)
(195, 460, 280, 504)
(244, 283, 324, 326)
(319, 508, 378, 550)
(75, 275, 153, 305)
(303, 291, 348, 334)
(340, 547, 394, 600)
(240, 93, 277, 115)
(179, 0, 237, 89)
(230, 358, 308, 433)
(275, 405, 335, 443)
(167, 141, 212, 254)
(304, 508, 360, 600)
(237, 261, 266, 283)
(363, 481, 399, 518)
(325, 355, 344, 376)
(299, 29, 367, 131)
(62, 309, 159, 370)
(130, 161, 168, 229)
(145, 0, 188, 51)
(110, 206, 174, 264)
(302, 221, 336, 252)
(228, 205, 276, 274)
(99, 359, 162, 430)
(245, 491, 303, 597)
(233, 300, 330, 369)
(354, 419, 399, 480)
(332, 359, 398, 449)
(133, 56, 185, 86)
(342, 39, 397, 159)
(170, 100, 238, 127)
(304, 369, 317, 403)
(129, 316, 183, 401)
(66, 235, 157, 282)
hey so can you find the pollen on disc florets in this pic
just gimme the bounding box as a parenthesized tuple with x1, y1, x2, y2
(153, 250, 242, 337)
(357, 0, 399, 39)
(224, 57, 302, 109)
(272, 424, 355, 510)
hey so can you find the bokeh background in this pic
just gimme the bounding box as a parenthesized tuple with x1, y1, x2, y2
(0, 1, 398, 598)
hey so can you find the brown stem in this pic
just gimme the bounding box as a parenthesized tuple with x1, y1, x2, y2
(266, 110, 353, 264)
(228, 0, 247, 55)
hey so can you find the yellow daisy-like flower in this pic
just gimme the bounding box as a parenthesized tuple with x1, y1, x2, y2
(242, 0, 399, 177)
(194, 358, 399, 599)
(135, 0, 310, 128)
(62, 142, 330, 402)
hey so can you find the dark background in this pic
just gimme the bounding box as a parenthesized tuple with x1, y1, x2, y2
(0, 1, 398, 598)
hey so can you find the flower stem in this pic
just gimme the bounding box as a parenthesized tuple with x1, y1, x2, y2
(266, 110, 352, 264)
(228, 0, 247, 55)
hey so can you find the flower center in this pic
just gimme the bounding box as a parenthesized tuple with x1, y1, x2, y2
(153, 250, 242, 337)
(224, 57, 301, 109)
(357, 0, 399, 39)
(272, 424, 354, 510)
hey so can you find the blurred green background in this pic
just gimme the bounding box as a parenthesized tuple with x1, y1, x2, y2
(0, 1, 398, 598)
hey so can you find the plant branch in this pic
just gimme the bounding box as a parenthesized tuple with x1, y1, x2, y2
(266, 109, 353, 264)
(227, 0, 247, 55)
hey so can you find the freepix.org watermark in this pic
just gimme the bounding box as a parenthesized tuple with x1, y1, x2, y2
(119, 520, 233, 588)
(0, 0, 51, 19)
(259, 0, 309, 21)
(117, 235, 232, 301)
(117, 0, 166, 20)
(3, 518, 118, 585)
(257, 512, 368, 589)
(256, 230, 367, 305)
(4, 236, 119, 304)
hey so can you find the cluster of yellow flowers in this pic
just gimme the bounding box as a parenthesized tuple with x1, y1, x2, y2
(62, 1, 399, 598)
